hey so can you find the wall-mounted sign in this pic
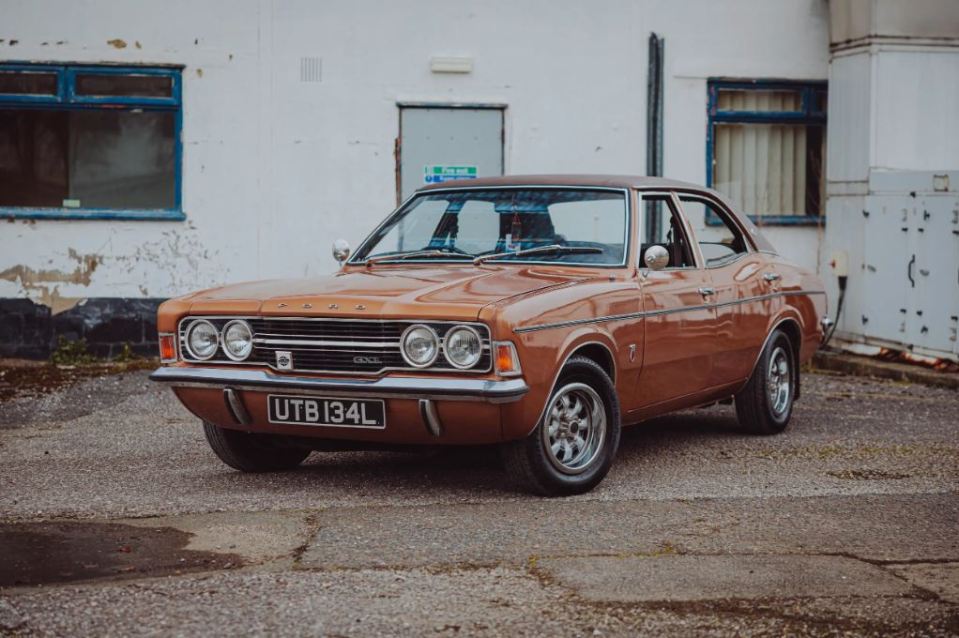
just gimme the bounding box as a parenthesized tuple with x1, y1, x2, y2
(424, 165, 477, 184)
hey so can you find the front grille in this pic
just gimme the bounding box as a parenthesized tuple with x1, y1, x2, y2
(178, 317, 491, 374)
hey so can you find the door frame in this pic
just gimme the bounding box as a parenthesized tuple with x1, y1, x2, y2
(395, 102, 507, 205)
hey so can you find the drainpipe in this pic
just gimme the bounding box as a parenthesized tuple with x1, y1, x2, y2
(646, 32, 665, 241)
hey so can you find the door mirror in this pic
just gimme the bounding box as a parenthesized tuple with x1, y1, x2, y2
(332, 239, 351, 265)
(643, 245, 669, 271)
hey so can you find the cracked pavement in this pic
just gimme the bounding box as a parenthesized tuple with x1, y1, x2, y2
(0, 369, 957, 636)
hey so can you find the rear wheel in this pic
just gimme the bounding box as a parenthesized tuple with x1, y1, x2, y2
(203, 421, 311, 472)
(501, 356, 621, 496)
(735, 329, 795, 435)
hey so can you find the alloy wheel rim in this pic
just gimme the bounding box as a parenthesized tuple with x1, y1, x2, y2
(767, 346, 792, 416)
(542, 382, 607, 475)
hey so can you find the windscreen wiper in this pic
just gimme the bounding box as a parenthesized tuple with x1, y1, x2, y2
(364, 249, 473, 266)
(473, 244, 602, 265)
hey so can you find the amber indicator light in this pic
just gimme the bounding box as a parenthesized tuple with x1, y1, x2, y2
(159, 334, 177, 362)
(495, 343, 516, 374)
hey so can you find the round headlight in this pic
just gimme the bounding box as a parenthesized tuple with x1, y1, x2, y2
(444, 325, 482, 369)
(222, 320, 253, 361)
(186, 319, 219, 360)
(401, 324, 439, 368)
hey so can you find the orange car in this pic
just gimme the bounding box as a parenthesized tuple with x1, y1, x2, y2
(152, 175, 829, 495)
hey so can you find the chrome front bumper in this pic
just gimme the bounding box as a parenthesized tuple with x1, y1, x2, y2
(149, 366, 529, 404)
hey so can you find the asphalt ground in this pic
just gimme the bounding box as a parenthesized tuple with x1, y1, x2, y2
(0, 367, 957, 636)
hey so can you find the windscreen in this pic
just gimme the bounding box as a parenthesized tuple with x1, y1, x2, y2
(352, 188, 628, 266)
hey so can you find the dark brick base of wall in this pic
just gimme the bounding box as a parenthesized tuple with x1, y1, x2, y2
(0, 297, 166, 360)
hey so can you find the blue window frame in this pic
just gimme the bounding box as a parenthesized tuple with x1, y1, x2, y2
(0, 63, 183, 220)
(707, 79, 827, 226)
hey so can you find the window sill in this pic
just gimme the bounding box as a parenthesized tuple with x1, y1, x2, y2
(705, 213, 824, 227)
(1, 208, 186, 221)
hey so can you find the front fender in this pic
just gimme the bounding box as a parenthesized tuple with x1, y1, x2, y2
(500, 327, 622, 441)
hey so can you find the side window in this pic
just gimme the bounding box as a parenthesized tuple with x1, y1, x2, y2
(640, 194, 695, 268)
(679, 196, 749, 267)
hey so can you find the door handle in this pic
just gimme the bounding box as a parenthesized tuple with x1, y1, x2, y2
(698, 287, 716, 298)
(762, 272, 781, 282)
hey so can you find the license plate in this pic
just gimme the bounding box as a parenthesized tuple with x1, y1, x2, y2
(267, 394, 386, 429)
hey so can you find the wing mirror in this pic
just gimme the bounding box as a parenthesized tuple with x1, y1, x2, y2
(643, 245, 669, 271)
(332, 239, 351, 265)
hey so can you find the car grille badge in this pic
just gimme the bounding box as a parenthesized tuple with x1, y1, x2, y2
(276, 350, 293, 370)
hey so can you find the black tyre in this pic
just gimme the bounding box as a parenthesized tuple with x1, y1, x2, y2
(735, 329, 796, 435)
(500, 356, 621, 496)
(203, 421, 311, 472)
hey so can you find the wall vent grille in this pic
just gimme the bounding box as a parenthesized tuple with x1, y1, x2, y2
(299, 57, 322, 83)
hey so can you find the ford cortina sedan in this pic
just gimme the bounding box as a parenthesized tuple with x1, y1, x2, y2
(152, 175, 829, 495)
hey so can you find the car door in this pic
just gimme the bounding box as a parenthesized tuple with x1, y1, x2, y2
(677, 194, 780, 387)
(631, 192, 718, 412)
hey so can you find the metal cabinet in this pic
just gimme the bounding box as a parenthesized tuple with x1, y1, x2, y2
(859, 181, 959, 359)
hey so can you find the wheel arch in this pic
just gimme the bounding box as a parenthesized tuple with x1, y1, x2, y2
(755, 316, 803, 402)
(568, 341, 617, 383)
(517, 335, 618, 439)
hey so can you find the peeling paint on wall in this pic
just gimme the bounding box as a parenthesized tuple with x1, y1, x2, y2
(112, 227, 220, 293)
(0, 250, 102, 313)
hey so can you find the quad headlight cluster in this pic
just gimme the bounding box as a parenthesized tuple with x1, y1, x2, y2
(401, 323, 483, 370)
(178, 317, 503, 374)
(185, 319, 253, 362)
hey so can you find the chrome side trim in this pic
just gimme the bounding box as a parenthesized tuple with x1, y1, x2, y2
(514, 290, 826, 333)
(223, 388, 252, 425)
(419, 399, 443, 436)
(151, 367, 528, 404)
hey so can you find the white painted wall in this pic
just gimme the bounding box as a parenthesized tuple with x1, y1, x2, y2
(1, 0, 829, 310)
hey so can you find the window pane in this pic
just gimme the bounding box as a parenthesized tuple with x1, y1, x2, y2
(0, 108, 175, 209)
(713, 122, 824, 218)
(75, 73, 172, 98)
(453, 200, 499, 255)
(550, 199, 625, 245)
(717, 89, 801, 112)
(680, 197, 749, 267)
(814, 90, 827, 114)
(640, 195, 694, 268)
(0, 71, 58, 95)
(0, 110, 69, 206)
(69, 110, 175, 208)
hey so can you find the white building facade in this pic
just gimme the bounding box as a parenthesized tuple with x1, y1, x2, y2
(0, 0, 956, 361)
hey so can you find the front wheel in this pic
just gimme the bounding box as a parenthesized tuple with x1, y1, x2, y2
(735, 329, 796, 435)
(203, 422, 311, 472)
(500, 356, 621, 496)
